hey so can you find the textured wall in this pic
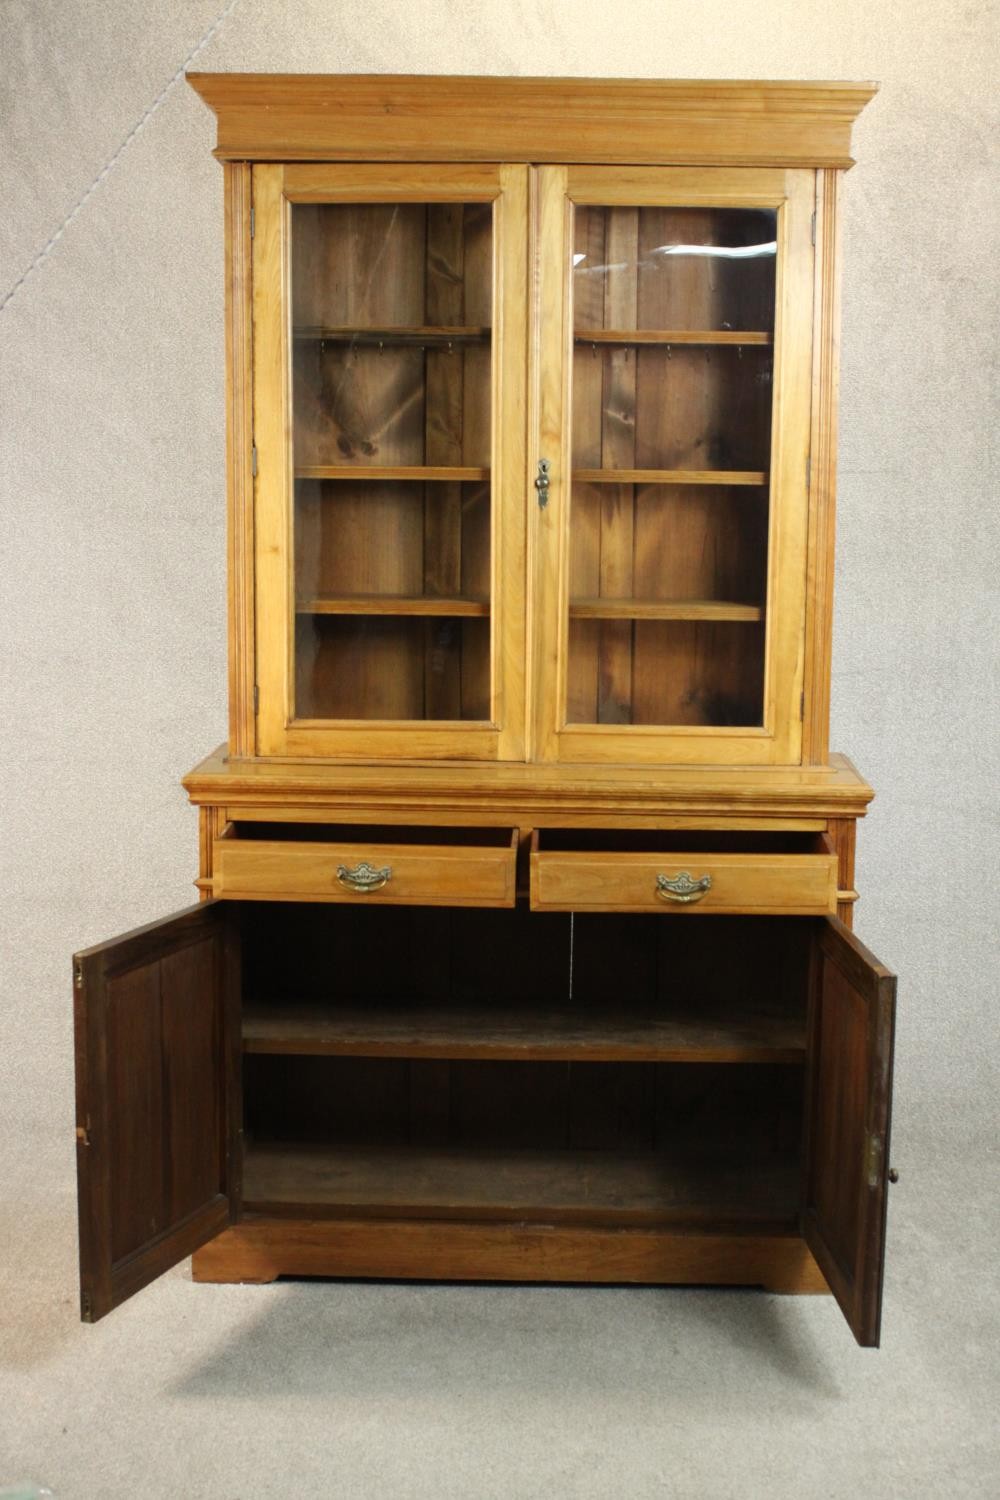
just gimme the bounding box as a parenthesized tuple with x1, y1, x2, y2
(2, 0, 998, 1173)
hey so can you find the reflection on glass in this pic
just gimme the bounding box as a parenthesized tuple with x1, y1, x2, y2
(290, 202, 493, 721)
(567, 206, 777, 727)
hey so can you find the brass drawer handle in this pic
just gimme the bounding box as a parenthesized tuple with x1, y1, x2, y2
(336, 861, 392, 893)
(656, 871, 712, 904)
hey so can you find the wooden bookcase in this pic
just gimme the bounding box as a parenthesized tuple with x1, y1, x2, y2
(73, 76, 897, 1347)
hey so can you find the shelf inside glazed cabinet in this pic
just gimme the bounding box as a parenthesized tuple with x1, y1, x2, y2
(574, 329, 772, 346)
(293, 325, 490, 346)
(573, 469, 767, 485)
(295, 465, 489, 481)
(569, 598, 762, 622)
(296, 596, 489, 617)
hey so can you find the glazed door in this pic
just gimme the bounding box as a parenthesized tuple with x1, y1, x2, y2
(532, 166, 815, 765)
(253, 163, 529, 760)
(802, 917, 897, 1346)
(74, 903, 240, 1321)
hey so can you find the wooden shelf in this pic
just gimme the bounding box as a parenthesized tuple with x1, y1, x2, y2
(573, 469, 768, 487)
(297, 596, 489, 618)
(575, 329, 772, 346)
(294, 325, 490, 345)
(295, 465, 489, 482)
(570, 598, 763, 622)
(243, 997, 805, 1063)
(242, 1140, 800, 1228)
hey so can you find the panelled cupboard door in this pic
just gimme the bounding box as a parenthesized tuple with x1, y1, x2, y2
(73, 903, 240, 1322)
(531, 165, 815, 764)
(803, 917, 897, 1347)
(253, 162, 529, 761)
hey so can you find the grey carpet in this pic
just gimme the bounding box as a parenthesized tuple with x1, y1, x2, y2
(1, 1127, 997, 1498)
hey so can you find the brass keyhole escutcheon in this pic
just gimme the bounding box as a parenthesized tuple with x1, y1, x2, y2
(535, 457, 551, 508)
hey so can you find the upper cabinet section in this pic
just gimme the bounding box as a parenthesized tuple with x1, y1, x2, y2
(188, 75, 876, 768)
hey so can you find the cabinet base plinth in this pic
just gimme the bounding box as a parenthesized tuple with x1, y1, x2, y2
(191, 1218, 829, 1295)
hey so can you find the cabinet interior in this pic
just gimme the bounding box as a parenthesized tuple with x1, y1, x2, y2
(567, 204, 775, 730)
(290, 199, 494, 723)
(240, 903, 812, 1231)
(533, 829, 827, 854)
(228, 821, 515, 846)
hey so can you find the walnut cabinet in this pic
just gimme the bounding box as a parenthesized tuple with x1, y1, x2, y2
(73, 76, 897, 1347)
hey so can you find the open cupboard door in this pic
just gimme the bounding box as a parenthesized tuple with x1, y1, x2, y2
(803, 917, 897, 1346)
(73, 902, 241, 1322)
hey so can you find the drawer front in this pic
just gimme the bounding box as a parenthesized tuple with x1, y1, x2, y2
(214, 833, 518, 907)
(530, 849, 837, 915)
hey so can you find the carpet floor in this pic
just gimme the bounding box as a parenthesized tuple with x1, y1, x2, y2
(1, 1128, 997, 1499)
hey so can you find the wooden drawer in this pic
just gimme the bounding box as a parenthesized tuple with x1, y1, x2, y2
(213, 824, 518, 907)
(529, 831, 837, 915)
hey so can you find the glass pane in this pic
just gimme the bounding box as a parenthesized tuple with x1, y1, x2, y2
(296, 616, 490, 721)
(290, 201, 493, 721)
(567, 206, 777, 727)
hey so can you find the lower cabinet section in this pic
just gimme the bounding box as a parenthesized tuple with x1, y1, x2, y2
(74, 897, 895, 1345)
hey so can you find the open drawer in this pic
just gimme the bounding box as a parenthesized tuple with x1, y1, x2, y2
(212, 824, 518, 907)
(529, 830, 838, 915)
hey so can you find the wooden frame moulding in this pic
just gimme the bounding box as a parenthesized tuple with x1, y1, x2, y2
(224, 162, 256, 758)
(828, 815, 860, 926)
(802, 169, 842, 765)
(186, 75, 877, 170)
(196, 807, 230, 898)
(184, 745, 874, 823)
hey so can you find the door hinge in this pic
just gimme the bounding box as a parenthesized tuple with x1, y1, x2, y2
(249, 204, 255, 239)
(800, 690, 805, 718)
(810, 210, 817, 246)
(253, 684, 259, 715)
(806, 453, 812, 493)
(81, 1290, 94, 1322)
(75, 1123, 91, 1148)
(73, 960, 83, 990)
(866, 1131, 883, 1188)
(251, 444, 258, 478)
